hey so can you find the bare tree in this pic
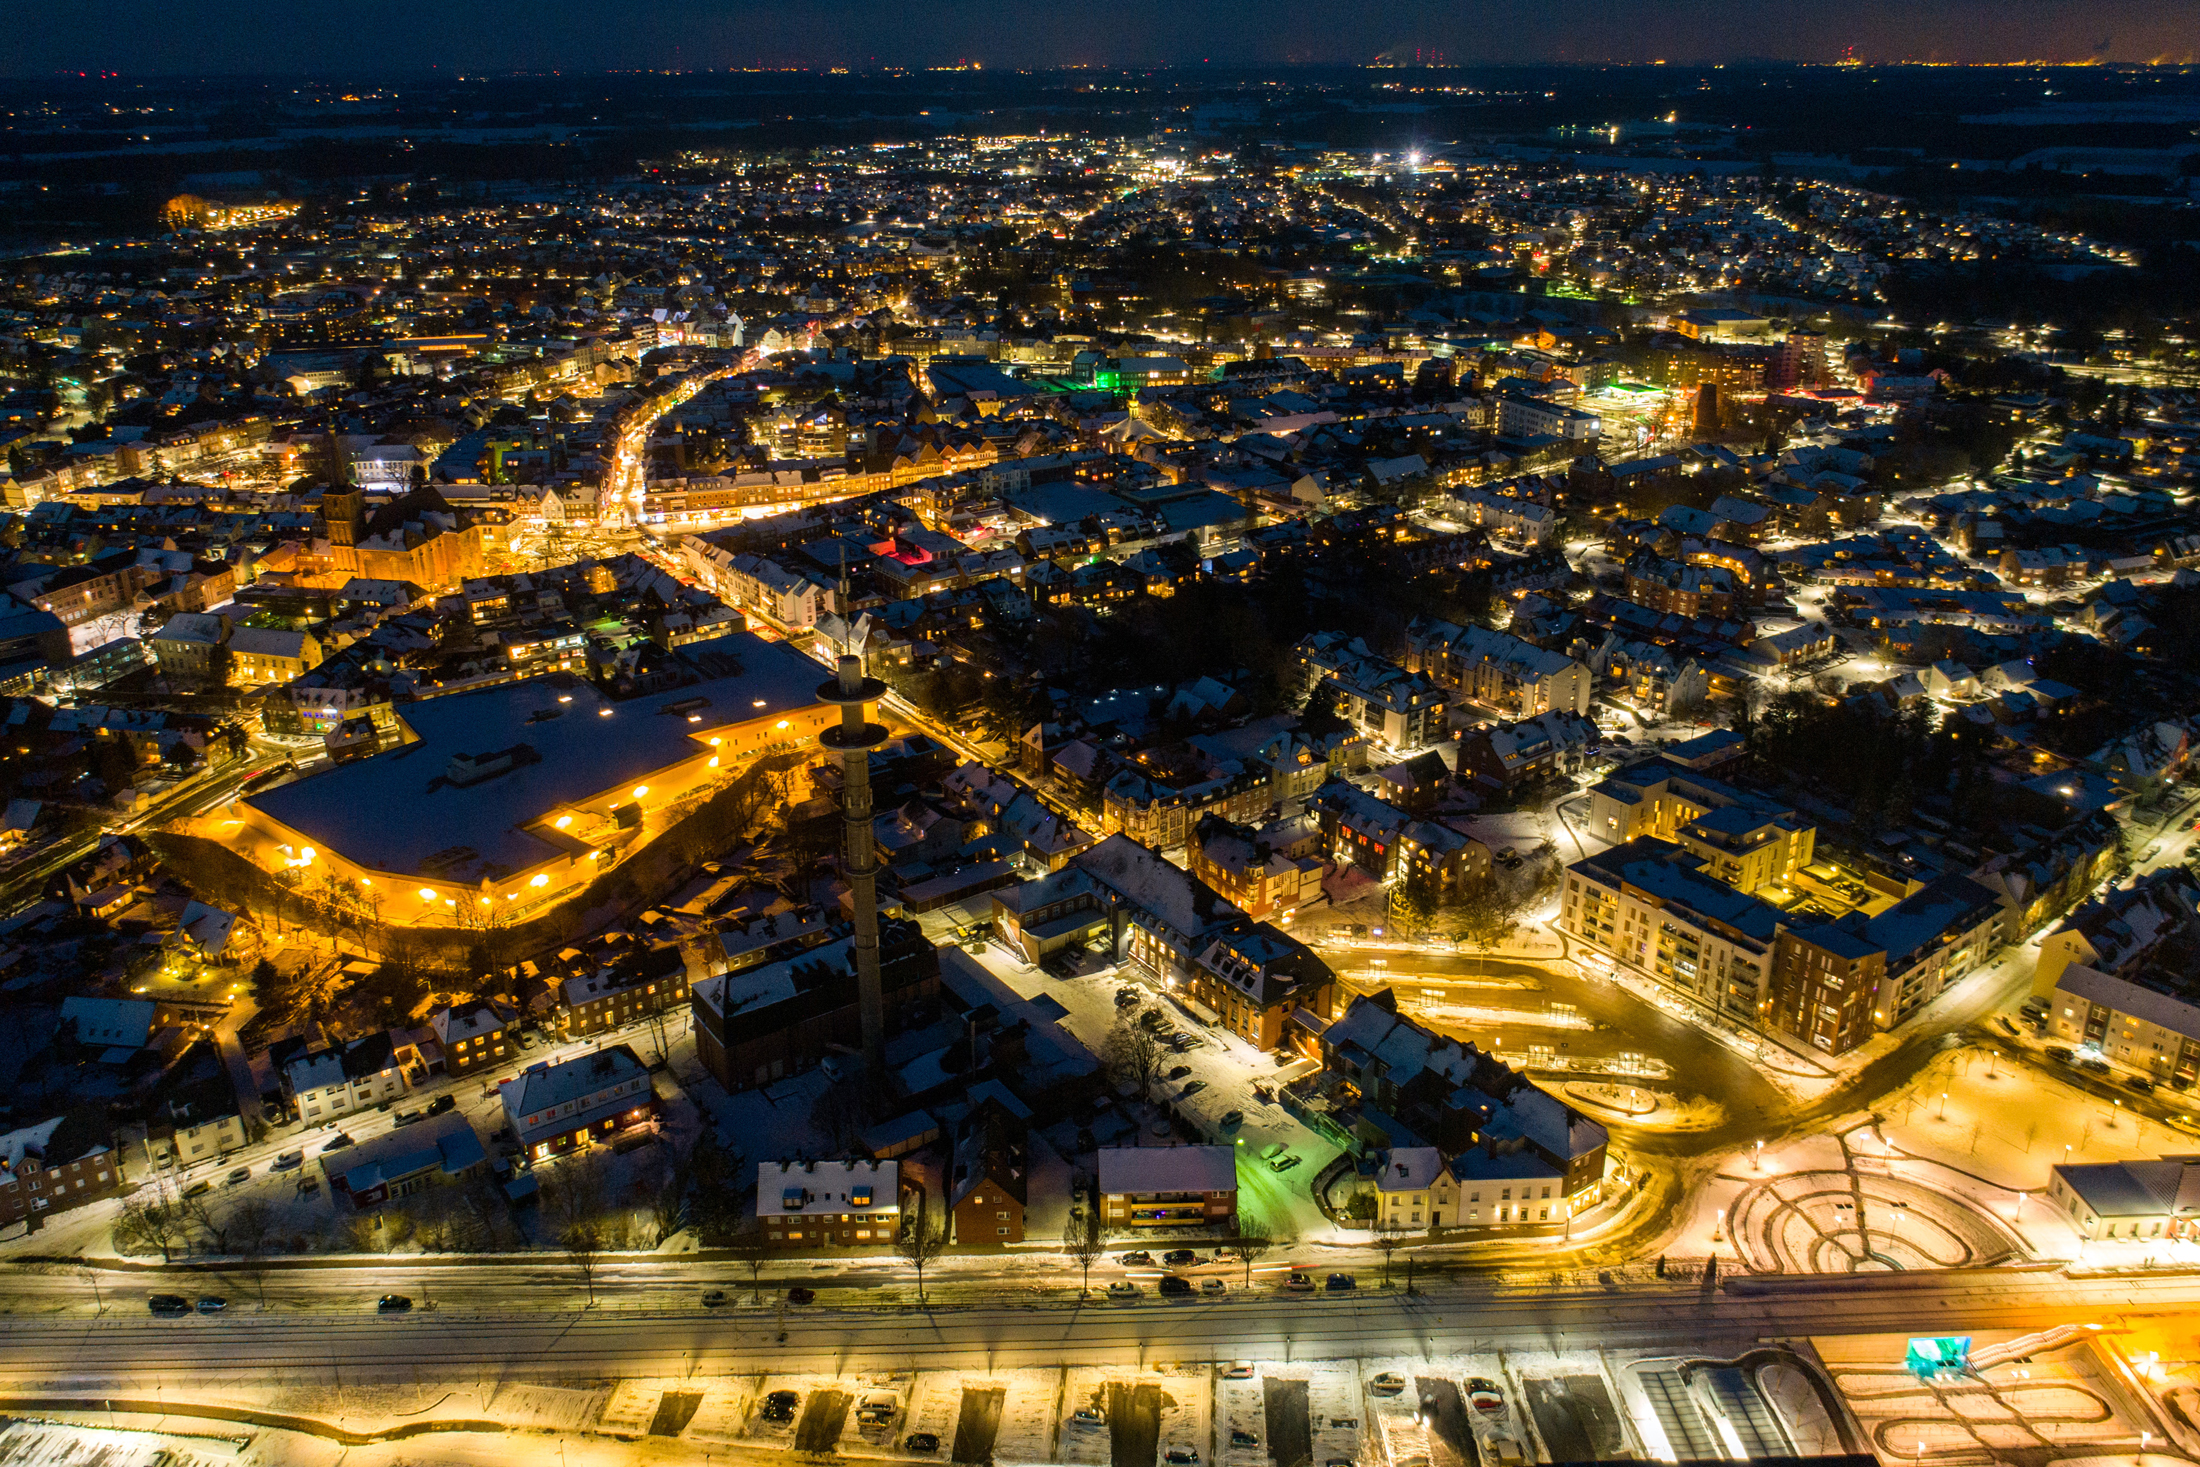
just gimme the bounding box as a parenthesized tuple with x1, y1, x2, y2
(1102, 1014, 1165, 1101)
(1061, 1205, 1106, 1297)
(1371, 1215, 1409, 1289)
(113, 1199, 186, 1262)
(180, 1193, 233, 1255)
(1448, 876, 1524, 977)
(563, 1222, 605, 1306)
(544, 1155, 608, 1238)
(458, 1169, 508, 1250)
(1235, 1213, 1279, 1289)
(725, 1218, 772, 1303)
(646, 1158, 691, 1247)
(895, 1206, 949, 1306)
(229, 1197, 279, 1257)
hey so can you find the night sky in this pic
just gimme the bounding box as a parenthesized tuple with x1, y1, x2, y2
(3, 0, 2195, 76)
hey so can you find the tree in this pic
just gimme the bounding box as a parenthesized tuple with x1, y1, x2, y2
(646, 1156, 691, 1247)
(1235, 1213, 1280, 1289)
(113, 1199, 186, 1262)
(1102, 1014, 1165, 1101)
(228, 1196, 278, 1258)
(563, 1222, 605, 1305)
(725, 1218, 773, 1303)
(688, 1130, 746, 1246)
(457, 1169, 509, 1251)
(1389, 868, 1440, 940)
(1370, 1215, 1410, 1289)
(1448, 877, 1524, 976)
(1061, 1204, 1106, 1297)
(895, 1207, 949, 1306)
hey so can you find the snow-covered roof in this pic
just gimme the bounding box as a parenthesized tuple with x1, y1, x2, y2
(757, 1158, 899, 1218)
(1096, 1145, 1238, 1197)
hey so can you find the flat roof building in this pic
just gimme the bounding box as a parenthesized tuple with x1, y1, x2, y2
(228, 633, 852, 925)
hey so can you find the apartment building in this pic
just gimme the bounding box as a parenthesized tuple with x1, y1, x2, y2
(431, 1000, 512, 1077)
(499, 1045, 655, 1159)
(1185, 813, 1325, 922)
(225, 627, 323, 688)
(2036, 868, 2200, 1084)
(1096, 1146, 1238, 1230)
(274, 1032, 412, 1123)
(758, 1158, 901, 1249)
(1305, 779, 1489, 893)
(1761, 875, 2003, 1055)
(947, 1099, 1030, 1245)
(1401, 616, 1592, 718)
(0, 1142, 126, 1229)
(1293, 632, 1448, 750)
(1185, 922, 1338, 1053)
(1587, 758, 1814, 895)
(1560, 837, 1780, 1020)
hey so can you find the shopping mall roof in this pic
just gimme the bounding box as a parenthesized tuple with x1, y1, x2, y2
(243, 632, 824, 882)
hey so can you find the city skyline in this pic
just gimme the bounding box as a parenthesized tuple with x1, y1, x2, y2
(5, 0, 2200, 77)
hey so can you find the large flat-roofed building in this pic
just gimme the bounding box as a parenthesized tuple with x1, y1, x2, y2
(228, 634, 848, 925)
(1096, 1145, 1239, 1230)
(689, 919, 940, 1092)
(2047, 1159, 2200, 1242)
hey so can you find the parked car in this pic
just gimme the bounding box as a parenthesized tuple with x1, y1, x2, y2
(181, 1180, 212, 1198)
(1231, 1430, 1260, 1447)
(1118, 1250, 1153, 1266)
(148, 1294, 191, 1316)
(224, 1166, 250, 1186)
(1259, 1142, 1288, 1161)
(1164, 1449, 1201, 1465)
(1116, 988, 1142, 1007)
(425, 1094, 457, 1116)
(2128, 1076, 2157, 1093)
(323, 1133, 355, 1152)
(906, 1434, 941, 1453)
(1159, 1275, 1193, 1297)
(857, 1398, 898, 1426)
(1466, 1379, 1506, 1413)
(1071, 1408, 1106, 1428)
(1269, 1154, 1301, 1174)
(295, 1177, 320, 1197)
(1220, 1110, 1245, 1130)
(2046, 1045, 2074, 1063)
(761, 1391, 800, 1423)
(1370, 1373, 1407, 1395)
(1107, 1281, 1140, 1298)
(272, 1150, 304, 1171)
(376, 1294, 412, 1313)
(1221, 1364, 1256, 1380)
(787, 1287, 815, 1305)
(701, 1290, 729, 1307)
(1325, 1273, 1355, 1291)
(1166, 1065, 1192, 1081)
(392, 1110, 424, 1127)
(1284, 1273, 1315, 1292)
(1179, 1080, 1207, 1096)
(1201, 1278, 1227, 1295)
(196, 1296, 226, 1313)
(1162, 1249, 1199, 1266)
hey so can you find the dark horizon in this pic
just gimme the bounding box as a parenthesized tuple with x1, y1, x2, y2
(4, 0, 2197, 80)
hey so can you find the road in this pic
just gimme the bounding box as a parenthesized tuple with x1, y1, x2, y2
(0, 1265, 2189, 1388)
